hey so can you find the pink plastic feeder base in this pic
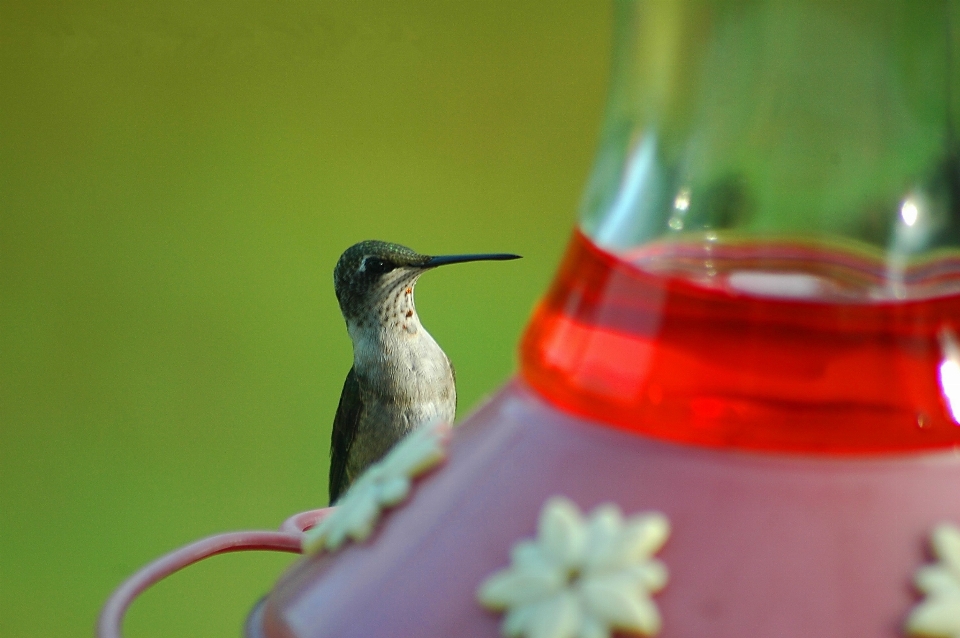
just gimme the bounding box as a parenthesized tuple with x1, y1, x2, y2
(253, 380, 960, 638)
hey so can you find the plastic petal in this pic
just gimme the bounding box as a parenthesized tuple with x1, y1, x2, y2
(540, 497, 587, 568)
(905, 595, 960, 636)
(324, 519, 348, 551)
(342, 491, 380, 541)
(580, 577, 661, 635)
(479, 567, 566, 608)
(380, 419, 449, 477)
(576, 613, 610, 638)
(301, 524, 327, 554)
(622, 513, 671, 559)
(623, 559, 669, 592)
(932, 524, 960, 579)
(376, 475, 411, 506)
(582, 505, 623, 570)
(916, 566, 960, 595)
(527, 592, 581, 638)
(513, 540, 557, 573)
(503, 603, 537, 637)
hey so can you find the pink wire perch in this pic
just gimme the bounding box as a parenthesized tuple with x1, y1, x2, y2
(96, 508, 332, 638)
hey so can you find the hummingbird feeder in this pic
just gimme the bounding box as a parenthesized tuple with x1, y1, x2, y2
(100, 2, 960, 637)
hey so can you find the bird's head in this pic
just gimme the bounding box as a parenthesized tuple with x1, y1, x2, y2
(333, 240, 520, 326)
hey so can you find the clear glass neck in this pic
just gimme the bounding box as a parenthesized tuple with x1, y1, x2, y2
(581, 0, 960, 301)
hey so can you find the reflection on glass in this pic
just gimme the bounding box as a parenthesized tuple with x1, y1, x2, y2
(594, 135, 660, 248)
(939, 328, 960, 425)
(900, 199, 919, 228)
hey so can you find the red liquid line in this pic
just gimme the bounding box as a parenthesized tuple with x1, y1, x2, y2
(520, 230, 960, 453)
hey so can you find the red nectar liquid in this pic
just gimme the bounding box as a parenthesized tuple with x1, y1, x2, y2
(520, 230, 960, 453)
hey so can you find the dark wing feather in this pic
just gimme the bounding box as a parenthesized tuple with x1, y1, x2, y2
(329, 366, 362, 504)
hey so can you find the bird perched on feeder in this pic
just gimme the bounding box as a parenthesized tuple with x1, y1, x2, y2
(328, 240, 521, 503)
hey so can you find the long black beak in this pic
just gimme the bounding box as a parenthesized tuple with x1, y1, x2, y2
(424, 253, 522, 268)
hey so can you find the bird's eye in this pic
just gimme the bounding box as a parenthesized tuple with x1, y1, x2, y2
(363, 257, 392, 274)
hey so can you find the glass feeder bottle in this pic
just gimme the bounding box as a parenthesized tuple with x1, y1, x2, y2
(254, 2, 960, 637)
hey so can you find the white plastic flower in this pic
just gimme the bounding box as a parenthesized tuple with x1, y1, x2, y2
(302, 419, 451, 555)
(906, 523, 960, 638)
(478, 496, 670, 638)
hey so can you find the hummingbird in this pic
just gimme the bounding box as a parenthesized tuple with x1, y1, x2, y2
(328, 240, 521, 503)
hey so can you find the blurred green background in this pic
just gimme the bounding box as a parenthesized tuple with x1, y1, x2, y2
(0, 2, 608, 636)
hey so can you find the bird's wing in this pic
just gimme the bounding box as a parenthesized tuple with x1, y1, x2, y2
(329, 366, 362, 504)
